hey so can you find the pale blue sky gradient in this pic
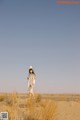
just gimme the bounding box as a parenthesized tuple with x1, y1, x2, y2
(0, 0, 80, 93)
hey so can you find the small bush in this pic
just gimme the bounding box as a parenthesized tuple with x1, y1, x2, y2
(5, 97, 13, 105)
(35, 94, 42, 103)
(0, 96, 4, 102)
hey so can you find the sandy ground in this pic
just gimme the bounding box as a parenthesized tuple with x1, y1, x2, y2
(0, 93, 80, 120)
(56, 101, 80, 120)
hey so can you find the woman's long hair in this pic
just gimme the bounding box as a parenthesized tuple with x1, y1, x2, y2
(29, 68, 35, 75)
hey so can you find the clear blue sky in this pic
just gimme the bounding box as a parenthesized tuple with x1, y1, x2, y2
(0, 0, 80, 93)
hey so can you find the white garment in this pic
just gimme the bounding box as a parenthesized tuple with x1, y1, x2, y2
(27, 73, 36, 94)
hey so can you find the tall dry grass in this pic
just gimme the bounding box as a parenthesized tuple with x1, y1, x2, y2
(0, 93, 57, 120)
(26, 94, 57, 120)
(41, 99, 57, 120)
(0, 92, 20, 120)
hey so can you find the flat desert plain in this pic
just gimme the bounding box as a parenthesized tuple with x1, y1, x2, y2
(0, 93, 80, 120)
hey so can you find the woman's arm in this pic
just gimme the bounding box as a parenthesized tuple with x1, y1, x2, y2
(27, 74, 30, 80)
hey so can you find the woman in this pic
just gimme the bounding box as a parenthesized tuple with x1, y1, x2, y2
(27, 66, 36, 96)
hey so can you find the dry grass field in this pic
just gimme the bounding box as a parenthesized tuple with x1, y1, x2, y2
(0, 93, 80, 120)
